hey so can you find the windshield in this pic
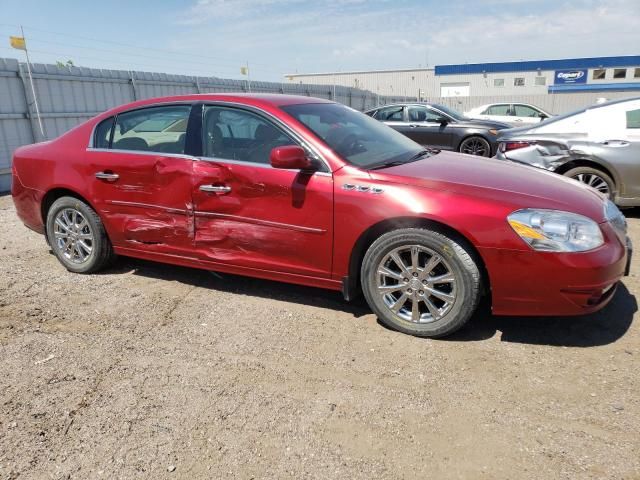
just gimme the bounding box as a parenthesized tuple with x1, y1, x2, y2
(281, 103, 425, 168)
(431, 104, 466, 121)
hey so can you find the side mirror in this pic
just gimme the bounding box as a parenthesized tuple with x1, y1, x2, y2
(428, 116, 449, 125)
(270, 145, 313, 170)
(539, 113, 548, 120)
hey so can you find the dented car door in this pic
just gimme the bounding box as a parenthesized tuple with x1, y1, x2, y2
(191, 104, 333, 278)
(85, 104, 196, 256)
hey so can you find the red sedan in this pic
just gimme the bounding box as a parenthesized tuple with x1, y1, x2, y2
(11, 94, 631, 337)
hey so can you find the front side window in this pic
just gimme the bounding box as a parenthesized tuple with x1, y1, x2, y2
(486, 104, 510, 115)
(281, 103, 423, 168)
(375, 106, 404, 122)
(112, 105, 190, 154)
(514, 105, 540, 118)
(627, 109, 640, 129)
(202, 106, 296, 163)
(407, 106, 444, 122)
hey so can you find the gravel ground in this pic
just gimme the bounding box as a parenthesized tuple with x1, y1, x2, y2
(0, 193, 639, 480)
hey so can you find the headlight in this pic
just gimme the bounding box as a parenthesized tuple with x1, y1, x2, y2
(604, 200, 627, 239)
(507, 209, 604, 252)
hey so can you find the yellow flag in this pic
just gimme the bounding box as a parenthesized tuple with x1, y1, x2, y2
(9, 36, 26, 51)
(240, 66, 248, 75)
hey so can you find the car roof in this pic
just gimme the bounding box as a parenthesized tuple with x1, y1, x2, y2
(101, 93, 334, 117)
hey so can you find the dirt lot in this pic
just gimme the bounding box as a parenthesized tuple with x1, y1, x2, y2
(0, 193, 639, 480)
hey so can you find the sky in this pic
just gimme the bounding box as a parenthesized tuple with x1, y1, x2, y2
(0, 0, 639, 81)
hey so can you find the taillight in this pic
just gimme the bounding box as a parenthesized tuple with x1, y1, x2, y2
(499, 141, 534, 153)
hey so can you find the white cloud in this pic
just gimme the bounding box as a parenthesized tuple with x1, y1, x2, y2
(172, 0, 640, 79)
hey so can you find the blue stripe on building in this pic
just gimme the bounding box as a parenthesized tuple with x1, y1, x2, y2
(435, 56, 640, 75)
(548, 82, 640, 93)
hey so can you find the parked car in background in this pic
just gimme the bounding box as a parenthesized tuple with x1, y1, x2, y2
(496, 97, 640, 207)
(11, 94, 631, 338)
(365, 103, 510, 157)
(465, 103, 553, 126)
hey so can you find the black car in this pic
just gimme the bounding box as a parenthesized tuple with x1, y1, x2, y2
(365, 103, 511, 157)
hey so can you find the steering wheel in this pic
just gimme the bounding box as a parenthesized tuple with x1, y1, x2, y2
(337, 134, 366, 156)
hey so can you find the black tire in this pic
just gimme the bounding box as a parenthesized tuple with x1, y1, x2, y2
(45, 196, 115, 273)
(361, 228, 481, 338)
(563, 166, 615, 199)
(459, 136, 491, 157)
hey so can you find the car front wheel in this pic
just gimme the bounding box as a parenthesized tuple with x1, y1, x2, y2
(361, 228, 482, 338)
(459, 136, 491, 157)
(45, 196, 115, 273)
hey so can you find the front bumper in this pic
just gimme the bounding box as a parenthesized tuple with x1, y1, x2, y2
(481, 223, 630, 317)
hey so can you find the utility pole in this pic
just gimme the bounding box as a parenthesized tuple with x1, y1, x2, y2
(20, 26, 44, 139)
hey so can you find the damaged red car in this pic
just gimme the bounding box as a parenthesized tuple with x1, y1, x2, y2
(11, 94, 632, 337)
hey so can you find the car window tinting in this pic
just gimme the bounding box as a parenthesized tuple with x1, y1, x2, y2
(486, 105, 510, 116)
(94, 116, 114, 148)
(375, 106, 404, 121)
(514, 105, 539, 117)
(407, 106, 442, 122)
(627, 109, 640, 129)
(282, 103, 423, 168)
(202, 106, 297, 163)
(112, 105, 190, 154)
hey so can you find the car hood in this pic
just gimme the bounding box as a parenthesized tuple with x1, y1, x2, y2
(456, 118, 512, 130)
(368, 150, 607, 222)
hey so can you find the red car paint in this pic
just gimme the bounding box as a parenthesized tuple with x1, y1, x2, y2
(11, 94, 628, 316)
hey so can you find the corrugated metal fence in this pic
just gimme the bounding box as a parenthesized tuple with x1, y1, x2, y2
(2, 56, 635, 192)
(0, 57, 413, 191)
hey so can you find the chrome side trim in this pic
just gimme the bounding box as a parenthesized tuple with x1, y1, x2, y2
(87, 148, 198, 161)
(194, 210, 326, 234)
(196, 155, 332, 177)
(106, 200, 187, 215)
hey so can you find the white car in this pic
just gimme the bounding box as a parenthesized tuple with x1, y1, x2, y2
(465, 103, 553, 126)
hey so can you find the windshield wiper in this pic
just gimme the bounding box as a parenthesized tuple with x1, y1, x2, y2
(367, 149, 436, 170)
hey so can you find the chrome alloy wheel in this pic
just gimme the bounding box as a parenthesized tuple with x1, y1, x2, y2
(53, 208, 94, 264)
(572, 172, 610, 196)
(460, 137, 490, 156)
(376, 245, 457, 323)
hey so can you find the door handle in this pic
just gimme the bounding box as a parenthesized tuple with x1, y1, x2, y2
(200, 184, 232, 194)
(409, 124, 421, 128)
(95, 171, 119, 181)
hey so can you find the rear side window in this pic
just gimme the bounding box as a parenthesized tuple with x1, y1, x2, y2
(111, 105, 191, 154)
(627, 109, 640, 129)
(94, 117, 114, 148)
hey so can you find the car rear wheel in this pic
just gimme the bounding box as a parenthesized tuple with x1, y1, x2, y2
(45, 196, 115, 273)
(563, 166, 614, 199)
(361, 228, 482, 338)
(459, 136, 491, 157)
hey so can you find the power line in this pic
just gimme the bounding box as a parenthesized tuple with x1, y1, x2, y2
(0, 22, 290, 71)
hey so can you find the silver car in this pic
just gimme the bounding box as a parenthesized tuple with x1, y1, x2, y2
(495, 97, 640, 207)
